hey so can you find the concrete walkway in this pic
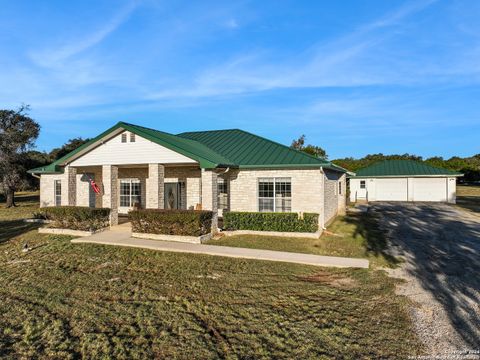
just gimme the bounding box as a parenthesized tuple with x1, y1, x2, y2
(72, 226, 369, 268)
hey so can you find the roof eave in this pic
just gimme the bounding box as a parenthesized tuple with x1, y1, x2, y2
(349, 174, 463, 178)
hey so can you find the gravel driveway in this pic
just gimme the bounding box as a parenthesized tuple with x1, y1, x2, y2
(370, 203, 480, 353)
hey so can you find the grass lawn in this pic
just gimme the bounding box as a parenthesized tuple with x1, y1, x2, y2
(208, 211, 399, 268)
(0, 193, 421, 358)
(456, 185, 480, 214)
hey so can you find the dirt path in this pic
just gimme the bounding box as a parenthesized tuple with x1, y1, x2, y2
(371, 203, 480, 353)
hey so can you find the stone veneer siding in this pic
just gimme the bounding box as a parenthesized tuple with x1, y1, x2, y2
(39, 165, 345, 227)
(337, 173, 347, 216)
(323, 169, 345, 225)
(164, 166, 201, 210)
(40, 173, 67, 207)
(227, 168, 324, 221)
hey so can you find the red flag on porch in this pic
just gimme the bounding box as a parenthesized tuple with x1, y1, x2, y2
(89, 178, 101, 194)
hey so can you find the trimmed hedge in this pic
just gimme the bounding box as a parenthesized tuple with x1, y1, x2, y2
(223, 212, 319, 233)
(129, 209, 213, 236)
(41, 206, 110, 231)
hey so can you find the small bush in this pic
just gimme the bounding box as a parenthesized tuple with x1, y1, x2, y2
(41, 206, 110, 231)
(223, 212, 319, 233)
(129, 209, 213, 236)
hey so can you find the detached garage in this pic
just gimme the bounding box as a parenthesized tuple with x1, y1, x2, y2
(349, 160, 462, 204)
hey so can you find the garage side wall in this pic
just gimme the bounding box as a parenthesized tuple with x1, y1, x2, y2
(447, 177, 456, 204)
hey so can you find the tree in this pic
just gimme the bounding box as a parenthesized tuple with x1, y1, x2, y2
(48, 137, 90, 162)
(0, 105, 40, 207)
(291, 135, 327, 159)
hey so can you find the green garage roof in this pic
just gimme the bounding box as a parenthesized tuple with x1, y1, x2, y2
(29, 122, 346, 174)
(352, 160, 463, 178)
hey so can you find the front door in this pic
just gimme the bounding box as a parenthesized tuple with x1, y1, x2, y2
(119, 179, 141, 214)
(164, 182, 179, 209)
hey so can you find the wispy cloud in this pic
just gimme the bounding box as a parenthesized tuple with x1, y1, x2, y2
(224, 18, 239, 29)
(30, 0, 139, 68)
(146, 0, 443, 99)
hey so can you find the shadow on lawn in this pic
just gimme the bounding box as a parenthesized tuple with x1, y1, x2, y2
(344, 211, 400, 267)
(371, 203, 480, 348)
(0, 193, 39, 204)
(0, 220, 40, 244)
(456, 196, 480, 214)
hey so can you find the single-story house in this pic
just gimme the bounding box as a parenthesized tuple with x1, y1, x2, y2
(349, 160, 462, 203)
(29, 122, 347, 230)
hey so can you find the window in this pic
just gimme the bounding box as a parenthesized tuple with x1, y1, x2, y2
(120, 179, 141, 208)
(258, 177, 291, 212)
(339, 181, 342, 195)
(217, 178, 228, 210)
(360, 180, 366, 189)
(54, 180, 62, 206)
(121, 133, 127, 143)
(130, 133, 136, 142)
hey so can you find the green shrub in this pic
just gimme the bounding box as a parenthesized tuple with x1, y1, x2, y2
(41, 206, 110, 231)
(223, 212, 319, 233)
(129, 209, 213, 236)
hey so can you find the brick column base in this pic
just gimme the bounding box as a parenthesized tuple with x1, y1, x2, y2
(146, 164, 165, 209)
(102, 165, 118, 226)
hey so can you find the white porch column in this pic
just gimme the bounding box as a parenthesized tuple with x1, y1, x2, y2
(66, 166, 77, 206)
(146, 163, 165, 209)
(102, 165, 118, 226)
(201, 169, 218, 232)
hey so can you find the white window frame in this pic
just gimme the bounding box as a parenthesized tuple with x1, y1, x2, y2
(54, 180, 62, 206)
(339, 181, 342, 195)
(360, 180, 366, 189)
(258, 177, 292, 212)
(130, 133, 136, 142)
(119, 179, 141, 211)
(121, 133, 127, 143)
(217, 177, 228, 210)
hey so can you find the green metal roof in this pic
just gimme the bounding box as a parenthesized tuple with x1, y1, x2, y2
(29, 122, 346, 174)
(178, 129, 339, 169)
(352, 160, 463, 178)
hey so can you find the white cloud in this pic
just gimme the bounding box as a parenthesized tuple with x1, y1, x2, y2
(30, 0, 139, 68)
(224, 18, 239, 29)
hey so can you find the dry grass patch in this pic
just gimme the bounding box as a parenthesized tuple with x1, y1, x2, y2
(0, 193, 422, 358)
(456, 185, 480, 214)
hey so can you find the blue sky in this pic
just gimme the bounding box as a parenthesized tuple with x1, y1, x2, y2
(1, 0, 479, 159)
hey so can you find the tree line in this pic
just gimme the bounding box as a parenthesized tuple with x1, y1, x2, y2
(0, 106, 89, 206)
(1, 109, 478, 207)
(291, 135, 480, 183)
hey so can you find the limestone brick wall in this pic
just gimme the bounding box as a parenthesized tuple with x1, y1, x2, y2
(337, 173, 347, 215)
(40, 173, 66, 207)
(102, 165, 119, 225)
(165, 166, 201, 210)
(201, 169, 218, 231)
(228, 168, 324, 215)
(146, 164, 164, 209)
(324, 169, 341, 224)
(75, 166, 103, 208)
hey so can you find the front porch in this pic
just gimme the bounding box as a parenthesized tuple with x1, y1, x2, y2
(63, 163, 220, 229)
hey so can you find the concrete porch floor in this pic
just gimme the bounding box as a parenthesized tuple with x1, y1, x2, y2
(72, 226, 369, 269)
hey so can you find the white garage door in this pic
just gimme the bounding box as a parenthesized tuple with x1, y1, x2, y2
(375, 178, 408, 201)
(413, 178, 447, 202)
